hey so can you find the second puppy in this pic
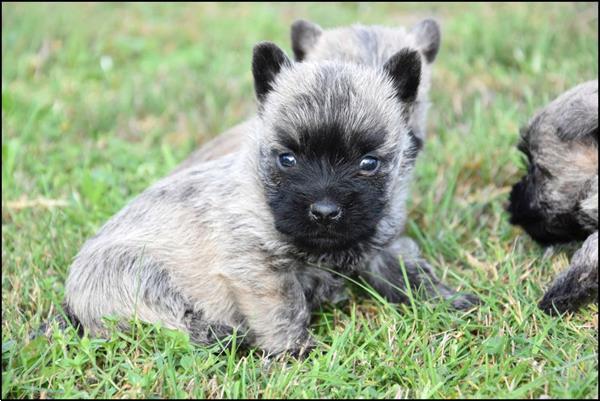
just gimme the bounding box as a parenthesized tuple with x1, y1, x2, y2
(508, 80, 598, 314)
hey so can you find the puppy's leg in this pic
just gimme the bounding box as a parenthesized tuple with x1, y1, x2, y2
(228, 270, 314, 356)
(183, 309, 249, 346)
(66, 248, 238, 345)
(539, 231, 598, 315)
(359, 237, 480, 309)
(296, 268, 347, 310)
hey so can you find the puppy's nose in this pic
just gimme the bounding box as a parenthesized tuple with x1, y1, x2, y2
(309, 200, 342, 223)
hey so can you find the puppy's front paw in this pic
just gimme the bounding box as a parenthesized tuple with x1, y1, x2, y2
(538, 257, 598, 315)
(538, 295, 565, 315)
(288, 336, 317, 359)
(450, 292, 481, 310)
(537, 287, 588, 315)
(268, 336, 317, 360)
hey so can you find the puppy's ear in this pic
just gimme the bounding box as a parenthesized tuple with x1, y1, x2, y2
(252, 42, 292, 105)
(291, 19, 323, 61)
(383, 48, 421, 103)
(410, 19, 441, 63)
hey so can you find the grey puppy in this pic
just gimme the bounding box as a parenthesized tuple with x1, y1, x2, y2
(65, 42, 477, 355)
(171, 18, 475, 318)
(507, 80, 598, 315)
(174, 18, 441, 171)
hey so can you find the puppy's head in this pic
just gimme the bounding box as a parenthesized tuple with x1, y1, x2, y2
(251, 42, 423, 256)
(290, 19, 440, 141)
(507, 80, 598, 245)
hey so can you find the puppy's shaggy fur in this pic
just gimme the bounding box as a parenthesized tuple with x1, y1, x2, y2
(174, 18, 441, 172)
(169, 18, 477, 321)
(65, 42, 476, 355)
(176, 19, 478, 311)
(508, 80, 598, 314)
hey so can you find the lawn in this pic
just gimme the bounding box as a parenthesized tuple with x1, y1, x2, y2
(2, 2, 598, 399)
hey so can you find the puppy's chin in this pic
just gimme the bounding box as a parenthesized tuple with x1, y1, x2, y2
(292, 234, 356, 253)
(514, 215, 589, 246)
(276, 222, 376, 254)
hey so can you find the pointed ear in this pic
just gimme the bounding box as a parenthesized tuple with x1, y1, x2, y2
(410, 19, 441, 63)
(252, 42, 292, 105)
(383, 48, 422, 103)
(290, 19, 323, 61)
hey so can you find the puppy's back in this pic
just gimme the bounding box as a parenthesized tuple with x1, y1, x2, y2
(529, 80, 597, 143)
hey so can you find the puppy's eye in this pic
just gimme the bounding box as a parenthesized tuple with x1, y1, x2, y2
(359, 156, 380, 174)
(278, 153, 297, 168)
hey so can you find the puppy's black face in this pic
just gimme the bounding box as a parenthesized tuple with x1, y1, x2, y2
(263, 122, 395, 254)
(507, 142, 589, 245)
(251, 42, 424, 255)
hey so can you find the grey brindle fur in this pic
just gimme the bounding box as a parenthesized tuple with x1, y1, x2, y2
(175, 19, 477, 316)
(508, 80, 598, 314)
(65, 40, 478, 355)
(179, 20, 479, 313)
(174, 19, 441, 172)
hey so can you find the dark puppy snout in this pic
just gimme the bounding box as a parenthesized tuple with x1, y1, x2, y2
(309, 200, 342, 223)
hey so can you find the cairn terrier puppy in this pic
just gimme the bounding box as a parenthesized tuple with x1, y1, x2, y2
(65, 41, 476, 355)
(507, 80, 598, 314)
(174, 18, 441, 171)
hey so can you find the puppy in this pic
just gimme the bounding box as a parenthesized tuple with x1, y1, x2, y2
(174, 18, 441, 172)
(171, 19, 474, 313)
(507, 80, 598, 314)
(65, 42, 476, 356)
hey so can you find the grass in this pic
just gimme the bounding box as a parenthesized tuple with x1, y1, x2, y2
(2, 2, 598, 399)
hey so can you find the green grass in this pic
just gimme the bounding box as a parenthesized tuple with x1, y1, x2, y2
(2, 2, 598, 399)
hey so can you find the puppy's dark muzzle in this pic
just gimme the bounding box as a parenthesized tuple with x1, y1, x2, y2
(507, 175, 539, 225)
(507, 175, 588, 245)
(309, 200, 342, 224)
(507, 175, 552, 244)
